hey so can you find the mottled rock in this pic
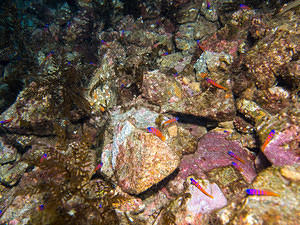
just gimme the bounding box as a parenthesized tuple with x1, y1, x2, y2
(128, 191, 170, 224)
(277, 60, 300, 90)
(107, 107, 159, 173)
(86, 49, 122, 118)
(0, 82, 57, 136)
(207, 166, 249, 200)
(167, 177, 227, 225)
(186, 177, 227, 214)
(0, 192, 43, 224)
(176, 3, 199, 24)
(0, 162, 28, 186)
(194, 16, 218, 40)
(245, 21, 299, 89)
(233, 116, 254, 134)
(255, 86, 291, 114)
(159, 176, 227, 225)
(280, 165, 300, 182)
(115, 129, 180, 194)
(199, 0, 218, 22)
(0, 138, 17, 164)
(157, 53, 188, 72)
(178, 132, 257, 183)
(238, 99, 299, 166)
(230, 166, 300, 225)
(177, 125, 201, 155)
(236, 98, 271, 125)
(260, 119, 300, 166)
(142, 70, 182, 105)
(198, 33, 243, 58)
(194, 51, 233, 75)
(101, 107, 181, 194)
(142, 70, 235, 122)
(175, 23, 197, 53)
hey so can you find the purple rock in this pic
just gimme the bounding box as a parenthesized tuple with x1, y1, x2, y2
(179, 132, 257, 183)
(186, 181, 227, 214)
(263, 125, 300, 166)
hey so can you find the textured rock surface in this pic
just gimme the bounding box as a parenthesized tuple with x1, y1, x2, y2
(178, 132, 257, 183)
(230, 165, 300, 225)
(258, 109, 300, 166)
(245, 20, 300, 89)
(186, 177, 227, 214)
(0, 138, 17, 164)
(237, 99, 300, 166)
(101, 107, 181, 195)
(115, 129, 180, 194)
(142, 70, 235, 122)
(0, 162, 28, 186)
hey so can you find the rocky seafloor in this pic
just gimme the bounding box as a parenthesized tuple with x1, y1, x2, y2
(0, 0, 299, 224)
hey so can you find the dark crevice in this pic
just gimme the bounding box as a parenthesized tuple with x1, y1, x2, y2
(122, 0, 141, 19)
(168, 112, 219, 130)
(134, 168, 179, 200)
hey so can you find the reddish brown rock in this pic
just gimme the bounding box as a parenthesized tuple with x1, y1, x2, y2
(244, 22, 299, 89)
(115, 129, 180, 195)
(142, 70, 235, 122)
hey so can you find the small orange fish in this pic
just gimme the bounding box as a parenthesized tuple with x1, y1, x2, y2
(99, 105, 105, 112)
(206, 0, 211, 9)
(205, 78, 228, 90)
(199, 73, 208, 79)
(246, 189, 279, 197)
(0, 117, 13, 124)
(162, 117, 179, 126)
(101, 40, 110, 47)
(261, 129, 275, 152)
(240, 4, 251, 10)
(196, 40, 206, 52)
(231, 162, 243, 172)
(93, 162, 103, 173)
(93, 92, 98, 100)
(42, 51, 54, 64)
(147, 127, 166, 141)
(40, 153, 48, 163)
(38, 204, 45, 211)
(190, 178, 214, 199)
(228, 151, 245, 164)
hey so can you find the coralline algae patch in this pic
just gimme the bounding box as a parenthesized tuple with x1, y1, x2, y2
(179, 132, 257, 184)
(186, 178, 227, 215)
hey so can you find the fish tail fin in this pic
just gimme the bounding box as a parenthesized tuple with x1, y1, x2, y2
(161, 135, 166, 141)
(207, 193, 214, 199)
(200, 73, 207, 79)
(266, 191, 280, 197)
(239, 158, 246, 164)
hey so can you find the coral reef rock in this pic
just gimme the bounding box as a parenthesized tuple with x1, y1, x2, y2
(178, 132, 257, 184)
(231, 165, 300, 225)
